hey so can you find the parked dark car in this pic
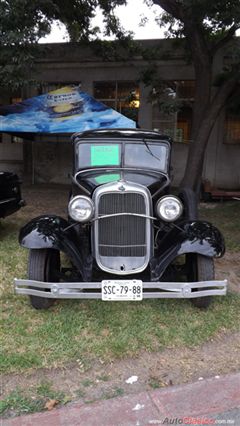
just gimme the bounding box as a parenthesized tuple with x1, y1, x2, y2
(0, 171, 25, 218)
(14, 129, 227, 309)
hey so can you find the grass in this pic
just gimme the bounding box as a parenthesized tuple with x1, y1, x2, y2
(0, 382, 66, 418)
(148, 378, 165, 389)
(0, 202, 240, 375)
(199, 200, 240, 251)
(101, 387, 125, 400)
(81, 379, 94, 387)
(84, 387, 125, 404)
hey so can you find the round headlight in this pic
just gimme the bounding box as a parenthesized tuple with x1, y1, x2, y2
(68, 196, 94, 222)
(156, 196, 183, 222)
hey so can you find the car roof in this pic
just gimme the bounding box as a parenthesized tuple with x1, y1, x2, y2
(72, 128, 172, 144)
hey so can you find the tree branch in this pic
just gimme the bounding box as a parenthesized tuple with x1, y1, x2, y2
(153, 0, 211, 68)
(152, 0, 183, 21)
(211, 25, 239, 55)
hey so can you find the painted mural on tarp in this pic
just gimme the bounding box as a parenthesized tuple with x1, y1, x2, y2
(0, 86, 136, 133)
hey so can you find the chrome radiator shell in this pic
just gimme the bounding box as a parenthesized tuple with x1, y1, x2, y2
(92, 181, 152, 274)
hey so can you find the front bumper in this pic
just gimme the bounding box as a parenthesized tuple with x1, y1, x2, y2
(14, 279, 227, 299)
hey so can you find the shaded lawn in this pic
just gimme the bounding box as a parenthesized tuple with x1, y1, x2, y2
(199, 200, 240, 251)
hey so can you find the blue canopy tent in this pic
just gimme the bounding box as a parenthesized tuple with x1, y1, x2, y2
(0, 86, 136, 133)
(0, 86, 136, 183)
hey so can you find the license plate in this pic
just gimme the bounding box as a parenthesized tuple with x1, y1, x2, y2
(102, 280, 143, 301)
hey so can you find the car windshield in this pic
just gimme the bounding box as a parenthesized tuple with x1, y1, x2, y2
(125, 143, 168, 171)
(76, 140, 168, 172)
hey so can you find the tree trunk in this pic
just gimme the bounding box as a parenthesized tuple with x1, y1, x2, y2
(180, 111, 217, 191)
(180, 75, 238, 191)
(180, 65, 212, 192)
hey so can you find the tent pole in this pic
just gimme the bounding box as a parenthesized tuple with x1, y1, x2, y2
(32, 140, 35, 185)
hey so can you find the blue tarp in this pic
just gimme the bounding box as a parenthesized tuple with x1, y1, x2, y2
(0, 86, 136, 133)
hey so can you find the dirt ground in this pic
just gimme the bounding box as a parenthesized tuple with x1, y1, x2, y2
(2, 184, 240, 405)
(18, 184, 70, 219)
(2, 332, 240, 404)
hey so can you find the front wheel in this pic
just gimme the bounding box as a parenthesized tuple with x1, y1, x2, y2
(28, 249, 60, 310)
(187, 254, 214, 309)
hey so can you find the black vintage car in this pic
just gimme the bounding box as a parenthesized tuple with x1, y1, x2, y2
(0, 171, 25, 218)
(14, 129, 227, 309)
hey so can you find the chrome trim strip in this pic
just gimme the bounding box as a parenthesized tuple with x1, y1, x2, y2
(152, 175, 171, 198)
(14, 278, 228, 299)
(71, 174, 91, 195)
(0, 197, 17, 205)
(75, 168, 168, 178)
(92, 212, 157, 221)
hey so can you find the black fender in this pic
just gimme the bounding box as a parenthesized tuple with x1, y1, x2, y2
(19, 215, 92, 280)
(150, 220, 225, 281)
(178, 187, 198, 220)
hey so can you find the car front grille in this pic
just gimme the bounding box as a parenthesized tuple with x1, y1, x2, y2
(98, 193, 146, 257)
(93, 182, 152, 274)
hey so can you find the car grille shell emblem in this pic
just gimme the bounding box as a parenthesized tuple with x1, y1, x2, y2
(118, 185, 126, 192)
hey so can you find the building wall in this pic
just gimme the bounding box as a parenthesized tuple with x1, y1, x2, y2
(0, 134, 24, 176)
(203, 112, 240, 190)
(30, 135, 72, 184)
(1, 39, 239, 188)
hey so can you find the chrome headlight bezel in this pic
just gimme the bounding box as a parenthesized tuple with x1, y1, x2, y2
(156, 195, 183, 222)
(68, 195, 94, 223)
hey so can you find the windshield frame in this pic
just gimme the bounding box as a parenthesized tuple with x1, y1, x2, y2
(74, 138, 171, 174)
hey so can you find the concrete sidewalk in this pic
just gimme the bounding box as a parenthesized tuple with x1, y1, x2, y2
(2, 372, 240, 426)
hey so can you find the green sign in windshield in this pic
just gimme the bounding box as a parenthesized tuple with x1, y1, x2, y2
(91, 145, 120, 166)
(95, 173, 120, 184)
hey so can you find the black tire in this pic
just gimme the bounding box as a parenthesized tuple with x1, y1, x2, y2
(178, 188, 198, 220)
(28, 249, 60, 310)
(188, 254, 214, 309)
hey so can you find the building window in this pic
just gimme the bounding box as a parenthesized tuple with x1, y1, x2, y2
(94, 81, 140, 122)
(225, 112, 240, 144)
(11, 97, 22, 104)
(152, 80, 194, 143)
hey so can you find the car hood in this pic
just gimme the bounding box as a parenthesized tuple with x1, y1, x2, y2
(74, 170, 168, 196)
